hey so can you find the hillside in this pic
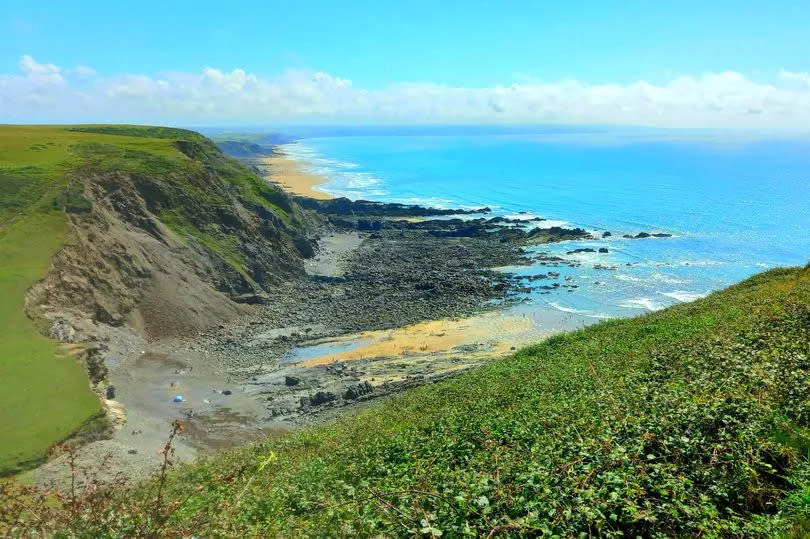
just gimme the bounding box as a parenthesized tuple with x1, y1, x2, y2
(10, 266, 810, 536)
(0, 125, 315, 475)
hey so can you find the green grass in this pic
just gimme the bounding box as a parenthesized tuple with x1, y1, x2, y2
(50, 266, 809, 536)
(0, 125, 296, 475)
(0, 125, 196, 474)
(0, 211, 102, 474)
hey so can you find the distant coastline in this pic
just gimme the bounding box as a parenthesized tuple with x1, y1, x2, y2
(256, 150, 334, 200)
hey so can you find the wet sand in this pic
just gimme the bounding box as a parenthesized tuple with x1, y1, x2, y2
(256, 152, 334, 200)
(296, 313, 537, 367)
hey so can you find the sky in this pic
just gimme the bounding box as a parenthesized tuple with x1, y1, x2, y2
(2, 0, 810, 127)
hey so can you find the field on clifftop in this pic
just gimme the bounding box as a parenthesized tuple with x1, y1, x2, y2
(0, 125, 308, 475)
(0, 125, 201, 473)
(9, 266, 810, 536)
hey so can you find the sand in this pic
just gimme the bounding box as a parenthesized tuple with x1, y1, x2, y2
(256, 152, 334, 200)
(297, 312, 538, 367)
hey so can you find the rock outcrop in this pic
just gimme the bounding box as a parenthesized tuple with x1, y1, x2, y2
(26, 133, 320, 341)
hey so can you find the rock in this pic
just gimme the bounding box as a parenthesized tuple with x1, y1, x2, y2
(49, 319, 76, 342)
(94, 304, 124, 326)
(343, 381, 373, 400)
(127, 449, 138, 455)
(233, 293, 270, 305)
(284, 375, 301, 387)
(622, 232, 672, 239)
(105, 385, 116, 400)
(602, 231, 612, 237)
(309, 391, 337, 406)
(85, 346, 109, 384)
(222, 389, 233, 396)
(566, 248, 595, 255)
(598, 247, 609, 253)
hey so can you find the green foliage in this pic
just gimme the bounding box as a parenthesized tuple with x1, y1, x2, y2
(52, 183, 92, 214)
(14, 266, 810, 536)
(67, 125, 206, 140)
(0, 168, 51, 222)
(159, 210, 252, 280)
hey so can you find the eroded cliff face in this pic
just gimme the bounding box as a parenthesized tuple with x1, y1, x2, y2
(26, 138, 319, 341)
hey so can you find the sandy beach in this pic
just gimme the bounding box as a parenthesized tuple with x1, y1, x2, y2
(296, 313, 537, 367)
(255, 152, 334, 200)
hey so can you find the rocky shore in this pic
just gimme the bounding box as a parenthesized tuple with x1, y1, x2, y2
(35, 195, 593, 484)
(175, 200, 590, 424)
(30, 156, 605, 490)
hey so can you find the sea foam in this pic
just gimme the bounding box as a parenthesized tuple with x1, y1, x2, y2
(660, 290, 707, 302)
(619, 297, 664, 311)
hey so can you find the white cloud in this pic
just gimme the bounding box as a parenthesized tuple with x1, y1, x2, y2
(1, 55, 810, 128)
(18, 54, 64, 84)
(780, 69, 810, 87)
(73, 65, 98, 79)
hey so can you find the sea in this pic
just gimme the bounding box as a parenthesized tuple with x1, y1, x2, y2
(280, 126, 810, 330)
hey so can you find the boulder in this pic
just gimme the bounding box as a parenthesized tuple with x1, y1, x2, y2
(49, 319, 76, 342)
(343, 381, 374, 400)
(285, 375, 301, 387)
(309, 391, 337, 406)
(233, 292, 270, 305)
(622, 232, 672, 239)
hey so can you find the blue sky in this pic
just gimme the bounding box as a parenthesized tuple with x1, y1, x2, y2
(2, 1, 810, 126)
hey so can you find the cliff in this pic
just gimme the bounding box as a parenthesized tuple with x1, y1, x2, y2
(0, 125, 318, 473)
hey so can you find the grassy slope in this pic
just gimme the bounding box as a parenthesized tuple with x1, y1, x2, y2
(0, 126, 109, 474)
(86, 266, 808, 537)
(0, 211, 102, 474)
(0, 125, 297, 474)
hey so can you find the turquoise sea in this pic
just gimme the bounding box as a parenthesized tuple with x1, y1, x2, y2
(281, 127, 810, 328)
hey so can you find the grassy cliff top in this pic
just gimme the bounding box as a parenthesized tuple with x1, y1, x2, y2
(0, 125, 193, 474)
(0, 125, 298, 475)
(20, 265, 810, 536)
(0, 125, 200, 224)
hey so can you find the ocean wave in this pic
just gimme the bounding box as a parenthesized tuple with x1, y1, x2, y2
(310, 168, 381, 189)
(390, 196, 472, 209)
(615, 273, 643, 282)
(678, 259, 725, 267)
(585, 313, 615, 319)
(281, 142, 384, 196)
(660, 290, 707, 302)
(652, 273, 690, 285)
(548, 302, 589, 314)
(548, 302, 615, 320)
(619, 297, 664, 311)
(280, 143, 359, 169)
(504, 212, 546, 221)
(534, 219, 571, 229)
